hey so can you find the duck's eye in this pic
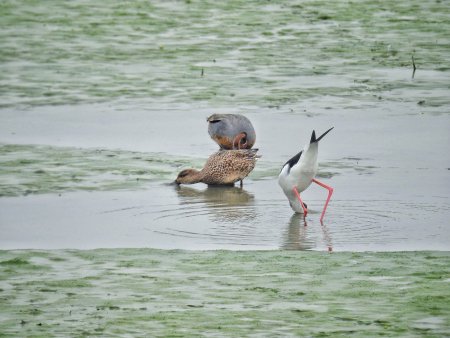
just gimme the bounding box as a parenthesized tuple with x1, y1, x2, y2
(178, 171, 188, 178)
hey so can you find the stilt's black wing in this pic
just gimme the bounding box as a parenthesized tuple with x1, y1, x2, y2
(283, 150, 302, 174)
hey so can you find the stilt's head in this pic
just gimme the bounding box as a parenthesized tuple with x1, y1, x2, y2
(175, 169, 202, 185)
(288, 195, 308, 214)
(310, 127, 334, 143)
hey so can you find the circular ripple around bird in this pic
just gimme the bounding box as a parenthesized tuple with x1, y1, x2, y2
(101, 181, 450, 251)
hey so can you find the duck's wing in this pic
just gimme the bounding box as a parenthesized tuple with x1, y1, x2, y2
(214, 149, 259, 164)
(198, 150, 252, 185)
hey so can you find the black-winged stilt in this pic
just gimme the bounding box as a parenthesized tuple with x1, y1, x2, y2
(278, 127, 334, 222)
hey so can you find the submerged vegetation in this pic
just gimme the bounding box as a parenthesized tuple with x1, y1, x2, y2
(0, 0, 449, 110)
(0, 249, 449, 336)
(0, 144, 191, 196)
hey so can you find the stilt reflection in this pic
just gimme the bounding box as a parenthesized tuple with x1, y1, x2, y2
(282, 214, 333, 251)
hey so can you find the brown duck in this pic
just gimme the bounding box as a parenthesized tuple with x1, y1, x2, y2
(175, 149, 260, 186)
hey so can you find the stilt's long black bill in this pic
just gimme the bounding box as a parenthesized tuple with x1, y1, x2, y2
(312, 127, 334, 143)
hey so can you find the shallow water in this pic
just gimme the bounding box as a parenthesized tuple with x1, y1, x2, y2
(1, 106, 449, 251)
(1, 0, 449, 250)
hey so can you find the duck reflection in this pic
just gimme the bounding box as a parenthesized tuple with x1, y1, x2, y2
(281, 214, 333, 251)
(174, 185, 256, 223)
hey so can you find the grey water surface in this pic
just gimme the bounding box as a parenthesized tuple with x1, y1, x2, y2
(1, 105, 449, 251)
(1, 1, 450, 336)
(1, 0, 450, 251)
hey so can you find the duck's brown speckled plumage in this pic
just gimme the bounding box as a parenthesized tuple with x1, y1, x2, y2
(175, 149, 260, 186)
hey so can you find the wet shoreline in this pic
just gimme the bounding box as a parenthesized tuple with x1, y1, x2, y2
(1, 249, 449, 336)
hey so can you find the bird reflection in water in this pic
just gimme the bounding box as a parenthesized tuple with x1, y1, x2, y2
(174, 185, 256, 224)
(282, 214, 333, 251)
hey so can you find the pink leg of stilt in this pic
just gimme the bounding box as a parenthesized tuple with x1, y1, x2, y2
(292, 187, 308, 217)
(312, 178, 334, 222)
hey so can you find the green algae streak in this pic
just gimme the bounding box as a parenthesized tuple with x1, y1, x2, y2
(0, 144, 195, 197)
(1, 0, 449, 111)
(0, 250, 449, 336)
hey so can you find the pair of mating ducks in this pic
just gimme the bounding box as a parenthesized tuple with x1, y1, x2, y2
(175, 113, 334, 221)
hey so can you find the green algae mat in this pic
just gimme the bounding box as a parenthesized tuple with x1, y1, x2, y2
(1, 250, 449, 336)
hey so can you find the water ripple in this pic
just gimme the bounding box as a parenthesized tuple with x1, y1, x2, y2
(136, 183, 450, 251)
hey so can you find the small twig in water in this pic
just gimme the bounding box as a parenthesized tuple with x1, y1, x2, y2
(412, 55, 417, 79)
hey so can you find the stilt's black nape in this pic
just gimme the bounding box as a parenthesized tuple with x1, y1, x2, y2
(310, 127, 334, 143)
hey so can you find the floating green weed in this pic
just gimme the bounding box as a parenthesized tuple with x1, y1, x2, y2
(0, 0, 448, 109)
(2, 249, 447, 336)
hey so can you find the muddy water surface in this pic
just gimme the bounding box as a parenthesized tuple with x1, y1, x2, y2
(1, 0, 450, 336)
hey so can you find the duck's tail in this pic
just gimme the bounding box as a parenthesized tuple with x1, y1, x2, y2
(310, 127, 334, 143)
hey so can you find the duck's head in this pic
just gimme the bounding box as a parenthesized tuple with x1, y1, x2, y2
(175, 169, 202, 185)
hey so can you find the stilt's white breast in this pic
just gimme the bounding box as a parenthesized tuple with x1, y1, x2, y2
(277, 143, 319, 213)
(292, 145, 318, 189)
(278, 165, 305, 213)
